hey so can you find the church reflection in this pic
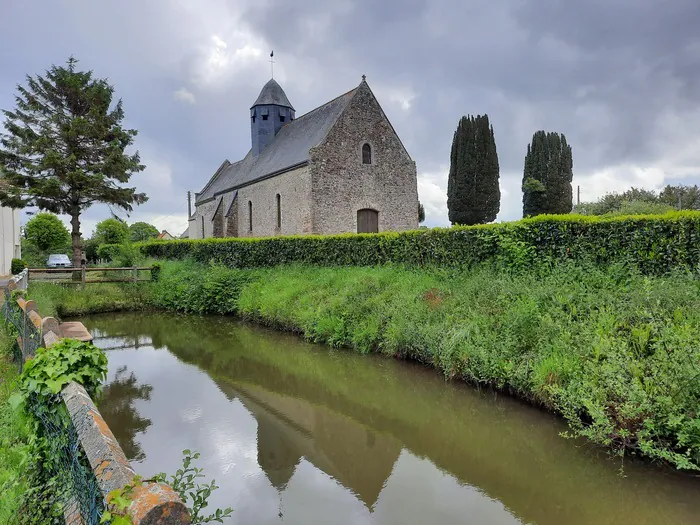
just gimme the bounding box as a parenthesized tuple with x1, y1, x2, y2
(219, 381, 401, 509)
(98, 365, 153, 462)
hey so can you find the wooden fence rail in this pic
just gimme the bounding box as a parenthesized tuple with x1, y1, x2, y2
(28, 266, 155, 285)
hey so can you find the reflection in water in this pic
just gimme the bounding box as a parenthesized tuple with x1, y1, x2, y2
(98, 365, 153, 462)
(87, 312, 700, 525)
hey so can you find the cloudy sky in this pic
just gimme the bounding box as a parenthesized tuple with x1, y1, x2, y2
(1, 0, 699, 234)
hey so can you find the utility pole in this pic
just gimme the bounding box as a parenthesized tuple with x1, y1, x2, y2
(187, 191, 192, 219)
(577, 185, 580, 206)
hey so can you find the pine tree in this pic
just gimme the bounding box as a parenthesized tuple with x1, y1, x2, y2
(0, 57, 146, 266)
(522, 131, 573, 217)
(447, 115, 500, 225)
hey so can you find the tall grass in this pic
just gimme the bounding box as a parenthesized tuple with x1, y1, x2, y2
(235, 263, 700, 470)
(0, 326, 30, 524)
(29, 282, 148, 319)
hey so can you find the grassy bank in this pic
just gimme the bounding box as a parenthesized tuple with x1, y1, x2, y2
(30, 282, 149, 319)
(0, 326, 30, 524)
(29, 260, 700, 470)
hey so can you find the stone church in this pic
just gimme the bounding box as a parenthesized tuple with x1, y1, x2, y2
(188, 76, 419, 239)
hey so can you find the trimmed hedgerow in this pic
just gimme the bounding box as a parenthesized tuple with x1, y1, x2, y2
(102, 212, 700, 274)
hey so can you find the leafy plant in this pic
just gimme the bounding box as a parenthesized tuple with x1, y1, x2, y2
(153, 450, 233, 524)
(11, 258, 27, 275)
(14, 339, 107, 403)
(94, 219, 130, 246)
(128, 222, 159, 242)
(24, 213, 70, 252)
(101, 475, 143, 525)
(115, 241, 143, 267)
(150, 262, 161, 282)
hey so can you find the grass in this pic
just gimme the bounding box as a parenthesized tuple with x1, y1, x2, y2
(29, 282, 149, 319)
(27, 259, 700, 471)
(0, 325, 30, 524)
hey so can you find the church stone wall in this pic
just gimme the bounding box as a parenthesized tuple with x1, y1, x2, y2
(309, 82, 419, 234)
(188, 198, 217, 239)
(191, 166, 311, 239)
(237, 166, 312, 237)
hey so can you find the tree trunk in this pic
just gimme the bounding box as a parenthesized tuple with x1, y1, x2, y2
(70, 211, 82, 268)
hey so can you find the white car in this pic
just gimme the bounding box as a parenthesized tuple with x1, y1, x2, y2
(47, 254, 71, 268)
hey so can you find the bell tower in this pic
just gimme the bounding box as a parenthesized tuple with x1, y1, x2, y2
(250, 79, 295, 156)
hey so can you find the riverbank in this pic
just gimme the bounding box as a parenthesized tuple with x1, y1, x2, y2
(29, 260, 700, 471)
(0, 326, 30, 524)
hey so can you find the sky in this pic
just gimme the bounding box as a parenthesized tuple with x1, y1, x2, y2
(1, 0, 699, 235)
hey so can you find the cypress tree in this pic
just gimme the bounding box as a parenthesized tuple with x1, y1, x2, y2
(522, 131, 573, 217)
(447, 114, 500, 225)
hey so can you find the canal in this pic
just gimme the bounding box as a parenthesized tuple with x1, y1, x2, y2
(83, 312, 699, 525)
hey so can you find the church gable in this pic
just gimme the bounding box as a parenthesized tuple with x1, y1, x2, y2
(309, 79, 418, 235)
(313, 80, 413, 165)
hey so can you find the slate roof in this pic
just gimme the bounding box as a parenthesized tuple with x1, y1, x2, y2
(197, 86, 358, 203)
(251, 79, 295, 110)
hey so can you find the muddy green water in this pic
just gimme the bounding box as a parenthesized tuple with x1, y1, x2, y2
(84, 312, 699, 525)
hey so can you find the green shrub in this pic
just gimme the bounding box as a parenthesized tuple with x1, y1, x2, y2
(97, 241, 144, 267)
(147, 260, 260, 315)
(150, 262, 161, 282)
(96, 243, 122, 262)
(119, 212, 700, 275)
(11, 258, 27, 275)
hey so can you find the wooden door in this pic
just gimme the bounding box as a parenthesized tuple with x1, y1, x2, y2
(357, 209, 378, 233)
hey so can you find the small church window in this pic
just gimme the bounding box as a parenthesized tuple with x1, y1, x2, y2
(276, 194, 281, 228)
(280, 115, 285, 122)
(262, 114, 268, 121)
(252, 115, 256, 123)
(362, 143, 372, 164)
(248, 201, 253, 232)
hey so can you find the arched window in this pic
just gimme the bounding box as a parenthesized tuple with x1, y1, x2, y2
(248, 201, 253, 232)
(362, 143, 372, 164)
(276, 194, 281, 229)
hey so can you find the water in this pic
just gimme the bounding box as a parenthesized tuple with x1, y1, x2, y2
(83, 312, 700, 525)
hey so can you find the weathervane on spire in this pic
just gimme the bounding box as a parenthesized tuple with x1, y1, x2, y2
(270, 50, 275, 79)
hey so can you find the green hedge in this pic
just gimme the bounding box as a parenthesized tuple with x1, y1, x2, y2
(104, 212, 700, 273)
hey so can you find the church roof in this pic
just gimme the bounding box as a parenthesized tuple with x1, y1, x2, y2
(251, 78, 295, 110)
(197, 86, 358, 203)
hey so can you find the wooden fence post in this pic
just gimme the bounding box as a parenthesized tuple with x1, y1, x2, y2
(81, 267, 86, 287)
(133, 266, 138, 283)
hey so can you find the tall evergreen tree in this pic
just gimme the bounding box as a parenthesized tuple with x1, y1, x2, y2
(522, 131, 573, 217)
(447, 114, 500, 225)
(0, 57, 146, 267)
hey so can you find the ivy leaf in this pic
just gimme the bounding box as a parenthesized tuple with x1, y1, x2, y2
(8, 392, 25, 411)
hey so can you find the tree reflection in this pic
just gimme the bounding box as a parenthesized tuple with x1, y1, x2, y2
(99, 366, 153, 462)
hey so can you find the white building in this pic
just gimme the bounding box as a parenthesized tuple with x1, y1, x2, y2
(0, 206, 21, 275)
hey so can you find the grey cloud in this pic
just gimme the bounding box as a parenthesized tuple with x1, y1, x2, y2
(1, 0, 699, 226)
